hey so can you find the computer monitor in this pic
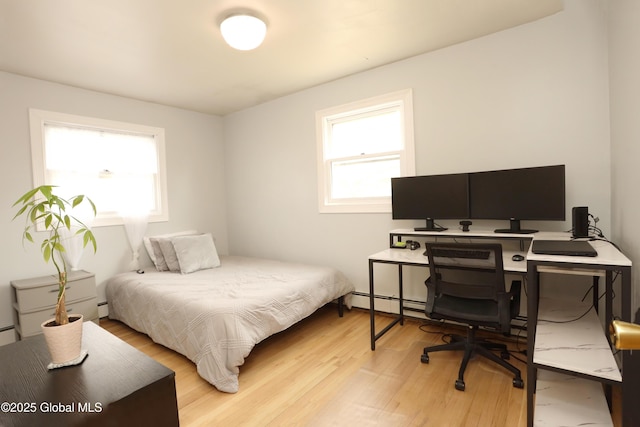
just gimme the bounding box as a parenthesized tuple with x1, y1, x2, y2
(391, 173, 470, 231)
(468, 164, 565, 233)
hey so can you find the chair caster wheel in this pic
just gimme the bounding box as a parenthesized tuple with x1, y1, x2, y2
(455, 379, 465, 391)
(513, 378, 524, 389)
(421, 354, 429, 364)
(501, 351, 510, 360)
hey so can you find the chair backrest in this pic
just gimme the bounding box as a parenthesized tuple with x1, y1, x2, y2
(426, 242, 506, 299)
(424, 242, 511, 330)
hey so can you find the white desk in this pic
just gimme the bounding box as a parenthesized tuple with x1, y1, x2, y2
(387, 227, 539, 248)
(370, 247, 528, 273)
(368, 229, 532, 351)
(368, 229, 637, 427)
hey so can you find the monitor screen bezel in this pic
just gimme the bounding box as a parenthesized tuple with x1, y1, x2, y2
(391, 173, 471, 222)
(468, 164, 566, 221)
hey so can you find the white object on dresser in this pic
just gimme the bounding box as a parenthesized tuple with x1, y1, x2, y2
(11, 270, 98, 339)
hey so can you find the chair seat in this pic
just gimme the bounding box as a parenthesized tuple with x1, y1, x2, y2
(430, 295, 499, 326)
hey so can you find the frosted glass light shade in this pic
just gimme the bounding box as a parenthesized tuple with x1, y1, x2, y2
(220, 14, 267, 51)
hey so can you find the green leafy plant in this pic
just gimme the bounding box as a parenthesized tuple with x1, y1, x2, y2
(13, 185, 97, 326)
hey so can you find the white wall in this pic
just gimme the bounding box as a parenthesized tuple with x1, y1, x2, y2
(608, 0, 640, 314)
(0, 71, 228, 329)
(223, 1, 612, 307)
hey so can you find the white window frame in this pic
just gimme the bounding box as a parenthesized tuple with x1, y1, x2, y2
(28, 108, 169, 227)
(316, 89, 415, 213)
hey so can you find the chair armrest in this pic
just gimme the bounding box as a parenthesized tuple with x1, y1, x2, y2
(424, 274, 441, 315)
(509, 280, 522, 319)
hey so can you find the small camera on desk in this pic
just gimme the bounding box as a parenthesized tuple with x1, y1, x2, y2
(391, 240, 421, 250)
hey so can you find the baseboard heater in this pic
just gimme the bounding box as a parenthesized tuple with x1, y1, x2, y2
(352, 291, 528, 333)
(352, 291, 425, 306)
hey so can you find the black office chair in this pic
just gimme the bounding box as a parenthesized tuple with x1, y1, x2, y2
(420, 242, 524, 391)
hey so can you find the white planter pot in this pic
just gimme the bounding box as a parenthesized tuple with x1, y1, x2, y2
(40, 314, 84, 364)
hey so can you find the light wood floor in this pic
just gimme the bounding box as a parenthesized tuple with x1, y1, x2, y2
(101, 306, 620, 427)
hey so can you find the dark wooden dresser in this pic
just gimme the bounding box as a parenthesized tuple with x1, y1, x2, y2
(0, 321, 179, 427)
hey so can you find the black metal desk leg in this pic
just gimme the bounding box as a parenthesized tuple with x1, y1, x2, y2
(605, 271, 613, 331)
(620, 266, 638, 427)
(593, 276, 599, 314)
(398, 264, 404, 326)
(526, 265, 539, 427)
(603, 271, 613, 410)
(620, 267, 631, 321)
(369, 259, 376, 350)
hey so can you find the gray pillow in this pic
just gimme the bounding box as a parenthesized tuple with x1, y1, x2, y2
(172, 233, 220, 274)
(158, 238, 182, 272)
(143, 230, 198, 271)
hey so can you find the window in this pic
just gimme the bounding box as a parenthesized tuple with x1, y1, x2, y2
(316, 89, 415, 213)
(29, 109, 168, 227)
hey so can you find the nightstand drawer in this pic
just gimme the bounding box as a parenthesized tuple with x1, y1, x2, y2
(12, 271, 96, 313)
(16, 297, 99, 337)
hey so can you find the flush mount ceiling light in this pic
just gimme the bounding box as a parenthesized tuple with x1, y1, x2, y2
(220, 13, 267, 51)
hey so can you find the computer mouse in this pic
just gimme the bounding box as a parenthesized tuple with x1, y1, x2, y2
(407, 240, 421, 250)
(512, 254, 525, 262)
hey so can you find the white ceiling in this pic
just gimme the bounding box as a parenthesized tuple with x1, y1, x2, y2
(0, 0, 562, 116)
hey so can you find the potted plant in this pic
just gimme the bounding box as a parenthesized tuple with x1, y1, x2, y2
(13, 185, 97, 365)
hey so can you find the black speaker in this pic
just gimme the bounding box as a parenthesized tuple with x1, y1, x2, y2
(572, 206, 589, 238)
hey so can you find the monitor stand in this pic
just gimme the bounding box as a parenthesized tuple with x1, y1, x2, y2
(415, 218, 447, 232)
(495, 218, 537, 234)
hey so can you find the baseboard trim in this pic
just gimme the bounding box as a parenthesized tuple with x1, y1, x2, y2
(0, 324, 15, 333)
(0, 327, 16, 346)
(98, 302, 109, 319)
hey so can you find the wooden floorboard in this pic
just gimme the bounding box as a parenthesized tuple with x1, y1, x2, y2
(99, 306, 619, 427)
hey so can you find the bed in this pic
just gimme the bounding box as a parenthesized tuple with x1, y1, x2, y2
(105, 232, 354, 393)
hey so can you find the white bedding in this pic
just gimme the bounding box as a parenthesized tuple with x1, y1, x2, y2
(106, 255, 354, 393)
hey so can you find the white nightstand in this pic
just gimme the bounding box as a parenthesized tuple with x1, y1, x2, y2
(11, 270, 99, 339)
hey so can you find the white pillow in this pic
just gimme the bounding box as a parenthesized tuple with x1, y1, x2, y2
(172, 233, 220, 274)
(143, 230, 198, 271)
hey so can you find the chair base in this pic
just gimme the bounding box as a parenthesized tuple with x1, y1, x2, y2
(420, 326, 524, 391)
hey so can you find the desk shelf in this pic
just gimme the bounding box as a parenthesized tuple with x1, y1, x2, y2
(390, 228, 539, 240)
(535, 297, 621, 383)
(534, 370, 613, 427)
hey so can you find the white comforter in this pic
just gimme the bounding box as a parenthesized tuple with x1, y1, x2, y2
(106, 256, 354, 393)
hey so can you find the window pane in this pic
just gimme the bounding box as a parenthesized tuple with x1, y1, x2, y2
(327, 110, 401, 158)
(44, 124, 157, 173)
(316, 89, 414, 213)
(330, 156, 400, 199)
(43, 122, 161, 217)
(48, 170, 157, 214)
(45, 126, 101, 172)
